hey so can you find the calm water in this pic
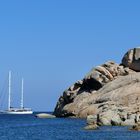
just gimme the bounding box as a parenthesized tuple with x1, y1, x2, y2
(0, 113, 140, 140)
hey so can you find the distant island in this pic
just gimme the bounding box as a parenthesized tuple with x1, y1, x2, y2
(53, 47, 140, 128)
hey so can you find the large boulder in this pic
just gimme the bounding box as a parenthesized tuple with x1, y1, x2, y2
(122, 47, 140, 71)
(53, 47, 140, 127)
(86, 115, 98, 125)
(98, 110, 121, 126)
(84, 115, 99, 130)
(54, 61, 134, 117)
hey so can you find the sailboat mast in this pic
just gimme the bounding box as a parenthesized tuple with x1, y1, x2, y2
(8, 71, 11, 110)
(21, 78, 24, 109)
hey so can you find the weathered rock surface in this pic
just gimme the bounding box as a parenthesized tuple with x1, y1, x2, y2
(130, 121, 140, 131)
(122, 47, 140, 71)
(54, 47, 140, 126)
(84, 115, 99, 130)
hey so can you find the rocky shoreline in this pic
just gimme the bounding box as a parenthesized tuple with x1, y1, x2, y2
(53, 47, 140, 129)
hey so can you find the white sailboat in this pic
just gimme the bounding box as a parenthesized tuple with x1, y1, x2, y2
(1, 71, 33, 114)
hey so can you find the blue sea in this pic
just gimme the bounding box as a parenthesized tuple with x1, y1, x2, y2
(0, 112, 140, 140)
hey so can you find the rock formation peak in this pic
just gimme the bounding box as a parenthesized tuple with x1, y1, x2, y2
(122, 47, 140, 71)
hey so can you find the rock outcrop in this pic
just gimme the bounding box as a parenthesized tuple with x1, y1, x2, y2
(130, 121, 140, 131)
(35, 113, 56, 118)
(122, 47, 140, 71)
(54, 47, 140, 126)
(84, 115, 99, 130)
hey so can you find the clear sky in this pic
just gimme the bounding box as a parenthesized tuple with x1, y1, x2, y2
(0, 0, 140, 111)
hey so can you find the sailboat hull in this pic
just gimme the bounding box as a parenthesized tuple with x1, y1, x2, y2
(0, 110, 33, 114)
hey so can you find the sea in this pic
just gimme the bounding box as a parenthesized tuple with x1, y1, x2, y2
(0, 112, 140, 140)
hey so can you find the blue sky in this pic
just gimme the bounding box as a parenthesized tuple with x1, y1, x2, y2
(0, 0, 140, 111)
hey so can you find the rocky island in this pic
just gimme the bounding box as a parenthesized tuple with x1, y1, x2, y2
(54, 47, 140, 128)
